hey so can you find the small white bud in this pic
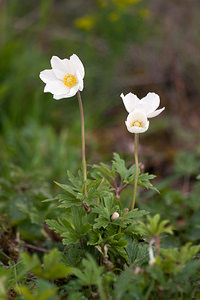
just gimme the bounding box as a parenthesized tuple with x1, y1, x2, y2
(111, 212, 119, 220)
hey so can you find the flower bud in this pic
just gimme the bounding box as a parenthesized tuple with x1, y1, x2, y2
(111, 212, 119, 220)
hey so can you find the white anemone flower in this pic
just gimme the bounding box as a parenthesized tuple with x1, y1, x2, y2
(125, 110, 149, 133)
(121, 92, 165, 118)
(39, 54, 85, 99)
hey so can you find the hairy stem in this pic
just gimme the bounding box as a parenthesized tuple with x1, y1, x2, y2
(131, 133, 139, 210)
(77, 91, 87, 197)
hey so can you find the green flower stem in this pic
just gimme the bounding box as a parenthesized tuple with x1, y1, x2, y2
(131, 133, 139, 210)
(77, 91, 87, 197)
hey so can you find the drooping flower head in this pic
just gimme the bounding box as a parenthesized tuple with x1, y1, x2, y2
(39, 54, 85, 100)
(125, 110, 149, 133)
(121, 92, 165, 133)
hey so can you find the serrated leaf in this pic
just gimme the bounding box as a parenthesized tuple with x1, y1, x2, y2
(138, 173, 159, 193)
(93, 163, 115, 180)
(114, 268, 134, 300)
(58, 194, 81, 209)
(112, 209, 149, 228)
(72, 254, 106, 300)
(93, 197, 118, 221)
(112, 153, 129, 180)
(93, 217, 109, 229)
(54, 181, 77, 196)
(125, 238, 149, 266)
(64, 243, 82, 266)
(67, 170, 83, 190)
(87, 230, 103, 245)
(21, 250, 72, 280)
(126, 209, 149, 220)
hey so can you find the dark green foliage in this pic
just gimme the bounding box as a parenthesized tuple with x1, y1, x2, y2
(0, 164, 56, 241)
(45, 155, 152, 268)
(20, 249, 73, 280)
(125, 238, 149, 266)
(1, 152, 200, 299)
(46, 207, 91, 246)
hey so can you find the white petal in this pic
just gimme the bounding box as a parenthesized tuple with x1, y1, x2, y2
(50, 56, 75, 75)
(138, 92, 160, 115)
(44, 81, 69, 95)
(126, 110, 147, 124)
(70, 54, 85, 78)
(78, 79, 84, 91)
(147, 107, 165, 118)
(53, 93, 70, 100)
(50, 56, 66, 72)
(53, 69, 65, 80)
(76, 71, 84, 91)
(67, 85, 79, 97)
(39, 69, 57, 83)
(121, 92, 140, 113)
(125, 110, 149, 134)
(63, 59, 76, 74)
(126, 121, 149, 133)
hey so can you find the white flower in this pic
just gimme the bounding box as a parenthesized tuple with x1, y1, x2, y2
(125, 110, 149, 133)
(121, 92, 165, 118)
(39, 54, 85, 100)
(111, 212, 119, 220)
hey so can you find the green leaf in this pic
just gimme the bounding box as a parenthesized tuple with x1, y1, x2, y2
(15, 279, 59, 300)
(125, 238, 149, 266)
(46, 208, 91, 245)
(46, 218, 79, 244)
(93, 217, 109, 229)
(112, 209, 149, 228)
(54, 181, 77, 196)
(114, 268, 134, 300)
(21, 249, 72, 280)
(93, 197, 118, 220)
(93, 162, 115, 181)
(112, 153, 129, 180)
(67, 170, 83, 190)
(87, 230, 103, 245)
(138, 173, 159, 192)
(58, 194, 81, 209)
(72, 254, 106, 300)
(64, 243, 82, 266)
(138, 214, 174, 237)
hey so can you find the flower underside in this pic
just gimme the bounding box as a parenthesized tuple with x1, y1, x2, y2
(131, 120, 143, 128)
(63, 74, 77, 87)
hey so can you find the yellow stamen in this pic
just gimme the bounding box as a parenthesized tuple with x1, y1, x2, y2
(131, 120, 143, 127)
(63, 74, 77, 87)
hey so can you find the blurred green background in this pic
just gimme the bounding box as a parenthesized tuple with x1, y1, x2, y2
(0, 0, 200, 183)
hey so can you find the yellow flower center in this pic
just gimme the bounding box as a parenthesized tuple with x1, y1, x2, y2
(63, 74, 77, 87)
(131, 120, 143, 127)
